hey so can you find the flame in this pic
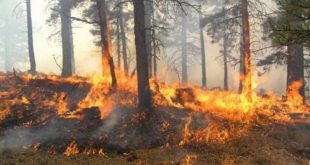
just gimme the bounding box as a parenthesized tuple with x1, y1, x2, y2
(287, 80, 304, 106)
(0, 68, 309, 155)
(64, 141, 79, 156)
(181, 154, 197, 165)
(57, 92, 69, 116)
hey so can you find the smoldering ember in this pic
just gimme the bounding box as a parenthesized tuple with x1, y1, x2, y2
(0, 0, 309, 164)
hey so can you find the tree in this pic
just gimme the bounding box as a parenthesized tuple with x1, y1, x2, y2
(96, 0, 117, 90)
(181, 16, 188, 84)
(199, 15, 207, 88)
(0, 0, 28, 72)
(287, 44, 304, 102)
(118, 1, 129, 76)
(26, 0, 36, 74)
(223, 33, 229, 90)
(240, 0, 252, 98)
(133, 0, 152, 109)
(201, 0, 268, 94)
(262, 0, 309, 102)
(59, 0, 75, 77)
(116, 17, 121, 68)
(201, 1, 239, 91)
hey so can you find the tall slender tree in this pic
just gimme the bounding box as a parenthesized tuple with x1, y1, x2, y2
(26, 0, 36, 74)
(96, 0, 117, 90)
(118, 2, 129, 76)
(116, 17, 121, 68)
(133, 0, 152, 109)
(223, 34, 229, 90)
(240, 0, 252, 98)
(199, 15, 207, 88)
(238, 30, 244, 93)
(181, 16, 188, 84)
(287, 44, 304, 102)
(59, 0, 75, 77)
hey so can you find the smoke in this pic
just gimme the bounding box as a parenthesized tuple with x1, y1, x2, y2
(0, 121, 71, 151)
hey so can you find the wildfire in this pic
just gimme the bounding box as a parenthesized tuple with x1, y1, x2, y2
(64, 141, 79, 156)
(0, 70, 309, 156)
(181, 154, 197, 165)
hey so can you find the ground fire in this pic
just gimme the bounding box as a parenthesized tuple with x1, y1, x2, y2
(1, 0, 310, 164)
(0, 70, 309, 164)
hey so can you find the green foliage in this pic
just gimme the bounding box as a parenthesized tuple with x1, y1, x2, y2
(267, 0, 310, 47)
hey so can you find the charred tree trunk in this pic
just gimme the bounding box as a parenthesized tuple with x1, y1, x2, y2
(287, 45, 305, 102)
(133, 0, 152, 109)
(117, 18, 121, 68)
(96, 0, 117, 90)
(26, 0, 36, 74)
(223, 35, 228, 91)
(240, 0, 252, 98)
(181, 16, 188, 84)
(145, 0, 153, 77)
(199, 16, 207, 88)
(119, 4, 128, 76)
(60, 0, 75, 77)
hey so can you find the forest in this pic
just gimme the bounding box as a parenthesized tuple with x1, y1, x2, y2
(0, 0, 309, 164)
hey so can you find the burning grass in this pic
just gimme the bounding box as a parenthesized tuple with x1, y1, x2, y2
(0, 72, 309, 164)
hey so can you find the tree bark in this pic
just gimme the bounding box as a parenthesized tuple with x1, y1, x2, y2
(240, 0, 252, 98)
(181, 16, 188, 84)
(96, 0, 117, 91)
(26, 0, 36, 74)
(287, 45, 305, 102)
(223, 35, 228, 91)
(133, 0, 152, 109)
(60, 0, 75, 77)
(145, 0, 153, 77)
(200, 15, 207, 88)
(119, 3, 129, 76)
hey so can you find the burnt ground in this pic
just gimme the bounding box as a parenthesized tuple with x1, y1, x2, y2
(0, 74, 309, 165)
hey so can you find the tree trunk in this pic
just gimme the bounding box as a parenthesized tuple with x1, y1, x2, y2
(240, 0, 252, 98)
(145, 0, 153, 77)
(238, 30, 244, 93)
(287, 45, 305, 103)
(223, 35, 228, 91)
(153, 27, 157, 78)
(60, 0, 75, 77)
(26, 0, 36, 74)
(116, 17, 121, 68)
(199, 15, 207, 88)
(133, 0, 152, 109)
(96, 0, 117, 91)
(181, 16, 188, 84)
(119, 4, 128, 76)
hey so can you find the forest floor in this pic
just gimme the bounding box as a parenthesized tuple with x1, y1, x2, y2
(0, 132, 309, 165)
(0, 73, 309, 165)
